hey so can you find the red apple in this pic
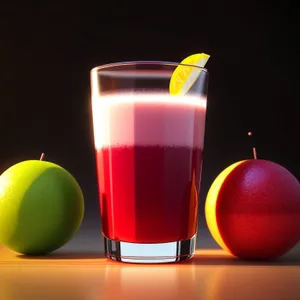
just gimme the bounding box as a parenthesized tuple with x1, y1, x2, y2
(205, 159, 300, 260)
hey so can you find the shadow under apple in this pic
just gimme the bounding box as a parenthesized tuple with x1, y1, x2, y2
(16, 250, 105, 260)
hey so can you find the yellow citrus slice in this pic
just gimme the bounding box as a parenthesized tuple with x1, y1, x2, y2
(169, 53, 210, 95)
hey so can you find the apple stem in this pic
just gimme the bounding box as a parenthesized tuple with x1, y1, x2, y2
(248, 132, 258, 159)
(40, 153, 45, 161)
(253, 147, 257, 159)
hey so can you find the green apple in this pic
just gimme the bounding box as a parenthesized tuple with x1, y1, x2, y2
(0, 160, 84, 255)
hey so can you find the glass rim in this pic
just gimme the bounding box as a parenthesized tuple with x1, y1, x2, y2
(90, 60, 208, 74)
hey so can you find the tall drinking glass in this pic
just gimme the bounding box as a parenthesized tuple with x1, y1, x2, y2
(90, 61, 209, 263)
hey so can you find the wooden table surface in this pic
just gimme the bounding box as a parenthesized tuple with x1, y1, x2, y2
(1, 242, 300, 300)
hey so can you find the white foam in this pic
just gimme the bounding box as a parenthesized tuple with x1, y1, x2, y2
(91, 93, 207, 149)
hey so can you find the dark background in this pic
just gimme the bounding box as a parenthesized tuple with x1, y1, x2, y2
(1, 1, 299, 236)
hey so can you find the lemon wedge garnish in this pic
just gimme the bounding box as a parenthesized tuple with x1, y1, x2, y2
(169, 53, 210, 95)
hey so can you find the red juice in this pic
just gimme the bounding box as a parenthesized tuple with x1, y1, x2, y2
(92, 93, 207, 244)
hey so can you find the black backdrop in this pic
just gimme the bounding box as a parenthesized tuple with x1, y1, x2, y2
(1, 0, 299, 225)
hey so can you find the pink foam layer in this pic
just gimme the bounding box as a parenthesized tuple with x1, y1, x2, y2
(92, 94, 207, 149)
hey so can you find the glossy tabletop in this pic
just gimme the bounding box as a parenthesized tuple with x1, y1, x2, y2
(1, 227, 300, 300)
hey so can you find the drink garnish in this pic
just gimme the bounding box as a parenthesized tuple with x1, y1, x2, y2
(169, 53, 210, 95)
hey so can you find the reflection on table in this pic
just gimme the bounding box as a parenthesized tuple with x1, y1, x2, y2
(0, 246, 300, 300)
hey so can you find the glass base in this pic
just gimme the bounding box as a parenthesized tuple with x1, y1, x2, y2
(104, 234, 196, 264)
